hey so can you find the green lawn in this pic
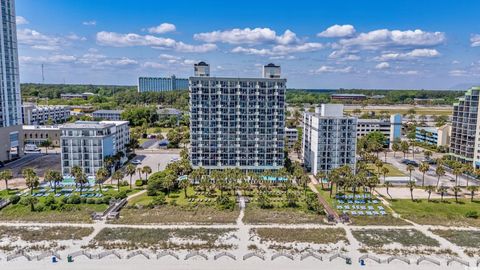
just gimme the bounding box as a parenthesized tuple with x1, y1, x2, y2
(367, 163, 406, 177)
(390, 199, 480, 226)
(430, 229, 480, 248)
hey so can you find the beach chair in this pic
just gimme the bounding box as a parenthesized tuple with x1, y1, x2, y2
(372, 200, 379, 204)
(344, 205, 350, 210)
(372, 211, 379, 216)
(380, 211, 387, 216)
(351, 211, 357, 216)
(347, 200, 353, 204)
(360, 206, 366, 210)
(337, 205, 343, 210)
(366, 211, 372, 216)
(377, 206, 384, 210)
(357, 211, 364, 216)
(367, 206, 374, 210)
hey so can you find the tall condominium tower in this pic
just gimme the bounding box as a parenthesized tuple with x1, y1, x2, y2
(450, 87, 480, 168)
(302, 104, 357, 175)
(0, 0, 23, 161)
(189, 62, 286, 171)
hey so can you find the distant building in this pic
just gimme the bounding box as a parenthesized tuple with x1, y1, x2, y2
(194, 61, 210, 77)
(157, 107, 183, 118)
(23, 125, 61, 147)
(92, 110, 124, 121)
(0, 0, 23, 161)
(285, 127, 299, 148)
(263, 63, 281, 78)
(60, 120, 129, 176)
(302, 104, 357, 175)
(356, 114, 402, 146)
(450, 87, 480, 168)
(60, 92, 95, 100)
(331, 93, 367, 101)
(138, 75, 189, 92)
(190, 62, 285, 171)
(22, 104, 71, 125)
(416, 125, 451, 147)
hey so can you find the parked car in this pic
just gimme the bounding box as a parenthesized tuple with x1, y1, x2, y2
(402, 159, 418, 167)
(131, 160, 141, 165)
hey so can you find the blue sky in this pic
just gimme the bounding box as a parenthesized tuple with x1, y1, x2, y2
(16, 0, 480, 89)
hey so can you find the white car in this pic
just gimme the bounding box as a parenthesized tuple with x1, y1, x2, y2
(131, 160, 141, 165)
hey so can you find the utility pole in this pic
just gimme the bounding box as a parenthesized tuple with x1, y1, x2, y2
(41, 64, 45, 84)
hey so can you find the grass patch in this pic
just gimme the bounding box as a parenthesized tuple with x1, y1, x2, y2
(389, 199, 480, 226)
(244, 206, 324, 224)
(0, 226, 93, 242)
(352, 229, 439, 248)
(0, 203, 107, 223)
(367, 163, 405, 177)
(89, 227, 235, 250)
(431, 230, 480, 248)
(253, 228, 347, 245)
(110, 205, 238, 225)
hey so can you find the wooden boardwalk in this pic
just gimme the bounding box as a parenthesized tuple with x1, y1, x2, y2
(308, 175, 339, 220)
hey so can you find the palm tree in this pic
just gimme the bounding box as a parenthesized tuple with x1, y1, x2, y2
(435, 166, 445, 188)
(0, 169, 13, 191)
(125, 164, 136, 189)
(162, 174, 175, 196)
(95, 167, 109, 193)
(467, 186, 479, 202)
(423, 150, 432, 160)
(142, 166, 152, 181)
(407, 181, 416, 201)
(452, 164, 464, 186)
(72, 166, 88, 195)
(385, 181, 393, 199)
(400, 141, 409, 158)
(438, 186, 448, 202)
(44, 169, 62, 194)
(22, 168, 39, 194)
(40, 140, 53, 155)
(407, 164, 415, 182)
(419, 162, 430, 187)
(112, 170, 124, 191)
(392, 142, 400, 158)
(451, 186, 461, 203)
(104, 156, 115, 175)
(136, 167, 143, 182)
(463, 165, 474, 187)
(315, 171, 326, 189)
(425, 185, 435, 202)
(179, 178, 190, 198)
(381, 167, 389, 184)
(24, 195, 38, 211)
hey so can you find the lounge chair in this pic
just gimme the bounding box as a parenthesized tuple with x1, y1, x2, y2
(337, 205, 343, 210)
(377, 206, 384, 210)
(351, 211, 357, 216)
(367, 206, 374, 210)
(344, 205, 350, 210)
(380, 211, 387, 216)
(372, 211, 379, 216)
(366, 211, 372, 216)
(360, 206, 367, 210)
(357, 211, 364, 216)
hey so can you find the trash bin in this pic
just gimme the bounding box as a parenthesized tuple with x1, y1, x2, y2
(360, 259, 365, 266)
(67, 255, 73, 262)
(346, 258, 352, 265)
(52, 256, 57, 263)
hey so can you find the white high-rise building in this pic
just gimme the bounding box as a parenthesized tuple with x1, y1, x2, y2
(189, 62, 286, 171)
(302, 104, 357, 175)
(0, 0, 23, 161)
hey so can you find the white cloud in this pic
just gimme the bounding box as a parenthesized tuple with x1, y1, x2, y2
(19, 54, 77, 64)
(100, 57, 138, 66)
(83, 20, 97, 26)
(339, 29, 445, 50)
(314, 65, 353, 74)
(375, 49, 440, 61)
(96, 31, 216, 53)
(66, 33, 87, 41)
(471, 34, 480, 47)
(18, 28, 63, 50)
(386, 70, 419, 75)
(148, 23, 176, 34)
(231, 42, 323, 56)
(318, 24, 355, 38)
(375, 62, 390, 69)
(194, 28, 299, 45)
(328, 50, 361, 61)
(143, 61, 167, 69)
(449, 69, 469, 77)
(16, 16, 29, 25)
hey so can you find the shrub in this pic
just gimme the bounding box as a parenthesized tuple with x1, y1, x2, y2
(35, 203, 45, 212)
(87, 198, 96, 204)
(152, 193, 166, 206)
(61, 196, 69, 204)
(102, 196, 112, 204)
(120, 180, 129, 187)
(135, 180, 144, 187)
(306, 193, 324, 214)
(68, 195, 81, 204)
(114, 190, 128, 200)
(80, 197, 87, 204)
(257, 193, 273, 209)
(44, 195, 56, 207)
(9, 195, 20, 204)
(216, 195, 235, 210)
(465, 211, 478, 219)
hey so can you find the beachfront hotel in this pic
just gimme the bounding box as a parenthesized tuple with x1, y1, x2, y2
(22, 104, 71, 125)
(450, 87, 480, 168)
(0, 0, 23, 162)
(189, 62, 286, 171)
(302, 104, 357, 175)
(356, 114, 402, 147)
(138, 75, 189, 92)
(60, 121, 130, 176)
